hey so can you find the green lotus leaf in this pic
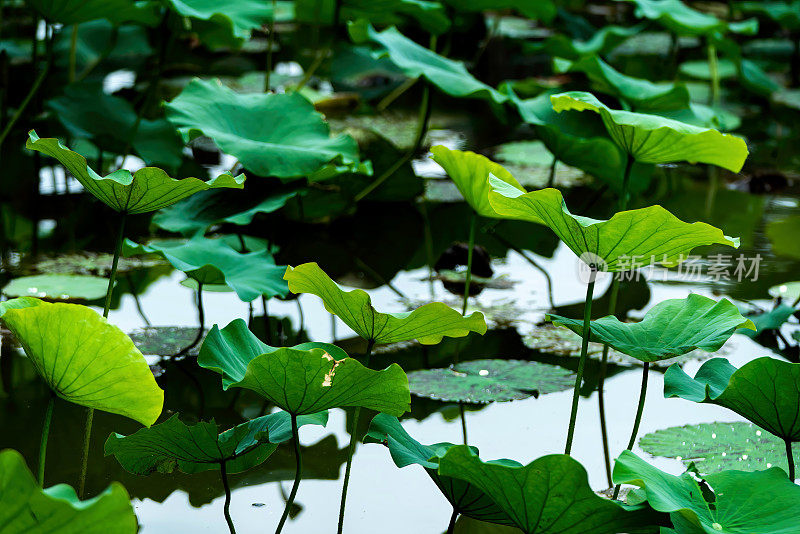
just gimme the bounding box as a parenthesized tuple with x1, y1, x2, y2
(429, 146, 525, 218)
(487, 179, 739, 271)
(739, 1, 800, 31)
(122, 235, 288, 302)
(0, 449, 138, 534)
(438, 446, 659, 534)
(284, 262, 487, 344)
(2, 274, 110, 301)
(528, 23, 646, 60)
(620, 0, 759, 36)
(198, 318, 410, 415)
(441, 0, 555, 20)
(769, 281, 800, 302)
(26, 132, 245, 214)
(503, 88, 654, 193)
(664, 357, 800, 442)
(105, 411, 327, 475)
(165, 0, 275, 49)
(348, 21, 508, 104)
(548, 294, 754, 362)
(555, 55, 691, 111)
(407, 359, 574, 403)
(364, 414, 516, 526)
(613, 450, 800, 534)
(47, 84, 183, 168)
(0, 299, 163, 426)
(25, 0, 159, 25)
(550, 91, 748, 171)
(639, 422, 800, 475)
(294, 0, 451, 35)
(165, 78, 361, 180)
(741, 304, 796, 338)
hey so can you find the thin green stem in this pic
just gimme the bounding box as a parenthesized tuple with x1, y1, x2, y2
(619, 154, 634, 212)
(275, 415, 302, 534)
(68, 24, 78, 83)
(77, 407, 94, 497)
(38, 394, 55, 486)
(0, 34, 49, 149)
(462, 212, 477, 316)
(707, 40, 720, 107)
(376, 76, 417, 111)
(612, 362, 650, 499)
(547, 156, 557, 188)
(564, 269, 596, 455)
(458, 403, 468, 444)
(446, 507, 458, 534)
(787, 439, 796, 482)
(220, 460, 237, 534)
(337, 340, 374, 534)
(296, 298, 304, 333)
(103, 212, 127, 318)
(264, 0, 276, 92)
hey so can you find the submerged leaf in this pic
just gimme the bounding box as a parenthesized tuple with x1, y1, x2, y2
(664, 357, 800, 442)
(613, 450, 800, 534)
(549, 294, 754, 362)
(105, 411, 328, 475)
(0, 449, 138, 534)
(2, 274, 109, 301)
(0, 299, 164, 426)
(284, 262, 487, 344)
(407, 359, 574, 403)
(26, 132, 245, 214)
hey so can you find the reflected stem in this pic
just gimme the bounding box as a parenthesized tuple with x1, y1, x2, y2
(337, 340, 374, 534)
(220, 460, 237, 534)
(103, 212, 127, 319)
(613, 362, 649, 499)
(787, 439, 796, 482)
(564, 269, 596, 455)
(174, 282, 205, 357)
(38, 394, 55, 486)
(275, 415, 302, 534)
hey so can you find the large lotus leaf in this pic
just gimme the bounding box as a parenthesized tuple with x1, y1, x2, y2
(165, 79, 360, 180)
(487, 179, 738, 271)
(739, 1, 800, 31)
(664, 357, 800, 442)
(284, 262, 487, 344)
(550, 92, 748, 171)
(441, 0, 555, 20)
(548, 294, 754, 362)
(105, 411, 327, 475)
(556, 56, 690, 111)
(2, 274, 109, 301)
(0, 299, 163, 426)
(741, 304, 796, 339)
(407, 359, 574, 403)
(364, 414, 516, 526)
(198, 319, 410, 415)
(620, 0, 759, 36)
(528, 23, 646, 60)
(613, 450, 800, 534)
(25, 0, 158, 25)
(294, 0, 451, 35)
(429, 146, 525, 218)
(503, 88, 654, 193)
(26, 132, 244, 214)
(47, 84, 183, 168)
(122, 235, 288, 302)
(438, 446, 658, 534)
(639, 422, 800, 475)
(166, 0, 274, 49)
(0, 449, 137, 534)
(349, 22, 508, 105)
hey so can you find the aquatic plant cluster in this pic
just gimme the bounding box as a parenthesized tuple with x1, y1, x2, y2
(1, 0, 800, 533)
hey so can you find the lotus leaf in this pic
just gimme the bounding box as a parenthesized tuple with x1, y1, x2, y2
(613, 450, 800, 534)
(105, 411, 327, 475)
(739, 1, 800, 31)
(619, 0, 759, 36)
(741, 304, 796, 338)
(0, 449, 137, 534)
(0, 298, 163, 426)
(664, 357, 800, 442)
(26, 132, 245, 214)
(550, 92, 748, 171)
(2, 274, 109, 301)
(122, 235, 288, 302)
(166, 0, 275, 49)
(25, 0, 158, 25)
(769, 282, 800, 302)
(488, 179, 739, 271)
(548, 294, 754, 362)
(284, 262, 487, 344)
(294, 0, 451, 35)
(441, 0, 555, 21)
(529, 23, 646, 60)
(165, 79, 361, 179)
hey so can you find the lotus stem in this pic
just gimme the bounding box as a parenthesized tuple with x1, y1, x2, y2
(446, 507, 458, 534)
(264, 0, 276, 92)
(38, 394, 55, 486)
(68, 24, 78, 83)
(707, 40, 720, 107)
(337, 340, 374, 534)
(262, 296, 272, 345)
(175, 282, 205, 357)
(547, 156, 557, 188)
(786, 439, 796, 482)
(77, 407, 94, 497)
(220, 460, 237, 534)
(613, 362, 650, 499)
(376, 76, 418, 112)
(103, 212, 127, 319)
(462, 212, 477, 316)
(564, 268, 597, 455)
(296, 298, 304, 333)
(459, 404, 468, 445)
(276, 414, 303, 534)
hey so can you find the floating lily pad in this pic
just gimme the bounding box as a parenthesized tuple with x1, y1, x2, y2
(129, 326, 208, 357)
(639, 421, 800, 475)
(2, 274, 109, 301)
(769, 282, 800, 302)
(407, 359, 574, 404)
(33, 253, 165, 276)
